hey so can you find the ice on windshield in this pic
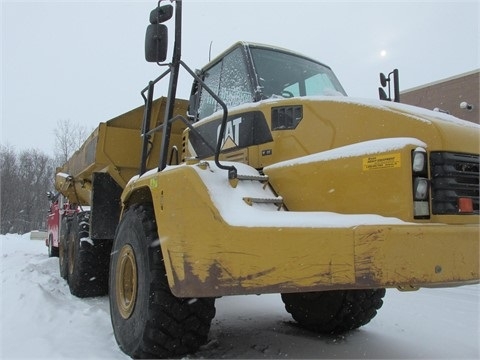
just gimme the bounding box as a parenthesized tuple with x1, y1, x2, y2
(198, 47, 254, 119)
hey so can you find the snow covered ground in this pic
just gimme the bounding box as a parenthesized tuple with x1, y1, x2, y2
(1, 233, 479, 359)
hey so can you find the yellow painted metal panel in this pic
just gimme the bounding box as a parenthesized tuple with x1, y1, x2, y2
(127, 164, 479, 298)
(264, 144, 416, 220)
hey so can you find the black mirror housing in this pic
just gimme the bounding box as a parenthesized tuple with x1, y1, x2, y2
(378, 87, 388, 101)
(380, 73, 388, 87)
(145, 24, 168, 62)
(150, 4, 174, 24)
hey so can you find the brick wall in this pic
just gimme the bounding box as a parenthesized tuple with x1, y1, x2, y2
(401, 70, 479, 124)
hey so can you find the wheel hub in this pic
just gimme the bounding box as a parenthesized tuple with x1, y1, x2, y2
(116, 244, 138, 319)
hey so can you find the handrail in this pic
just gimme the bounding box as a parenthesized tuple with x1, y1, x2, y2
(146, 114, 216, 157)
(139, 68, 172, 176)
(140, 0, 237, 179)
(180, 60, 237, 178)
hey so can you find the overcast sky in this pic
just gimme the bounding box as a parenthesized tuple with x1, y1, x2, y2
(2, 0, 479, 156)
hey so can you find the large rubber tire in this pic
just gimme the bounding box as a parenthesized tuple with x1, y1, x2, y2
(109, 204, 216, 359)
(48, 234, 59, 258)
(67, 211, 110, 298)
(281, 288, 386, 334)
(59, 217, 70, 279)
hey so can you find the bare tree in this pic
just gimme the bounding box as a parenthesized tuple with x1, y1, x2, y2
(0, 146, 54, 234)
(0, 145, 20, 233)
(16, 150, 54, 233)
(1, 120, 90, 234)
(53, 119, 89, 166)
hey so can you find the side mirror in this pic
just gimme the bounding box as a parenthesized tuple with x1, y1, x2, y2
(145, 24, 168, 62)
(149, 4, 173, 24)
(145, 4, 173, 63)
(379, 73, 388, 87)
(378, 87, 388, 101)
(378, 69, 400, 102)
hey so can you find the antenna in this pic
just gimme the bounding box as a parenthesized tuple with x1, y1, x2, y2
(209, 41, 213, 62)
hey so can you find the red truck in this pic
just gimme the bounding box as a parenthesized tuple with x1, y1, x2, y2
(46, 191, 79, 276)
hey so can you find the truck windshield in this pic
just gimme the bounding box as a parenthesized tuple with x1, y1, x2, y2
(250, 47, 347, 99)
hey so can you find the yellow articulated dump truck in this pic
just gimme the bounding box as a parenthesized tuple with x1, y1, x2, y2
(53, 1, 479, 358)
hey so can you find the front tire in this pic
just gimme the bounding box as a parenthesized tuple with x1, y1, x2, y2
(109, 204, 216, 359)
(281, 289, 386, 334)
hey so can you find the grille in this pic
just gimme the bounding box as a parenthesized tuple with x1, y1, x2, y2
(430, 152, 479, 214)
(271, 106, 303, 130)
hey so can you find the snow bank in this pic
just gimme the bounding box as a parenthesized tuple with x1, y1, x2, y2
(0, 234, 127, 359)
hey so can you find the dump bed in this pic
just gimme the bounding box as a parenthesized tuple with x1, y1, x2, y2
(56, 97, 189, 205)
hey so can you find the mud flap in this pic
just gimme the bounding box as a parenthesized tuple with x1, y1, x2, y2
(91, 172, 123, 240)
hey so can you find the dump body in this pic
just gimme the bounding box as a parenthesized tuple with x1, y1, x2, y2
(55, 97, 188, 205)
(54, 97, 188, 241)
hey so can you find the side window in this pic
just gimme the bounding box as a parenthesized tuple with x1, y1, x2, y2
(219, 47, 253, 109)
(197, 47, 254, 120)
(198, 61, 222, 120)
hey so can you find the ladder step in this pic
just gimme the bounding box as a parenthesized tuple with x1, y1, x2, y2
(243, 196, 283, 206)
(236, 174, 269, 182)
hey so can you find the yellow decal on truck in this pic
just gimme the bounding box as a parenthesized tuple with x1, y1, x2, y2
(150, 178, 158, 188)
(363, 153, 401, 171)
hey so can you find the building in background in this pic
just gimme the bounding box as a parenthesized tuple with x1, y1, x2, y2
(401, 69, 479, 124)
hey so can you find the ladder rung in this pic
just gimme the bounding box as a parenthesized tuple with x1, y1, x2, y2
(243, 196, 283, 206)
(236, 174, 269, 182)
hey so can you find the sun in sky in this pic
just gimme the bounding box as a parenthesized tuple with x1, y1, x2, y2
(380, 49, 387, 58)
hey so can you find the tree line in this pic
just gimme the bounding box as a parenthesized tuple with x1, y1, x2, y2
(0, 120, 88, 234)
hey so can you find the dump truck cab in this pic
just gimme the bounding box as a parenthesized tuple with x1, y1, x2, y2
(184, 41, 347, 169)
(188, 42, 346, 121)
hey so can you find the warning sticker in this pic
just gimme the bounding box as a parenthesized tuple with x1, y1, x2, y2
(363, 153, 401, 171)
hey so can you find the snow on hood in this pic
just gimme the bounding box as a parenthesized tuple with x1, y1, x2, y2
(320, 96, 480, 129)
(265, 137, 426, 170)
(196, 95, 479, 130)
(193, 161, 410, 228)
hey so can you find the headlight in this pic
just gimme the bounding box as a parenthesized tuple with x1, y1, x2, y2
(412, 148, 427, 174)
(412, 148, 430, 219)
(414, 178, 429, 200)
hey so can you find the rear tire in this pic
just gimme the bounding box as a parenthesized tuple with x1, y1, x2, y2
(67, 211, 110, 297)
(59, 217, 69, 279)
(281, 289, 386, 334)
(109, 203, 216, 359)
(48, 234, 59, 257)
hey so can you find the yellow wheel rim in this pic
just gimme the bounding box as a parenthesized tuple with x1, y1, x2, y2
(116, 244, 138, 319)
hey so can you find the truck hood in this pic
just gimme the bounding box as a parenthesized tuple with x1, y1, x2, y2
(191, 95, 479, 164)
(331, 96, 479, 153)
(285, 96, 480, 155)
